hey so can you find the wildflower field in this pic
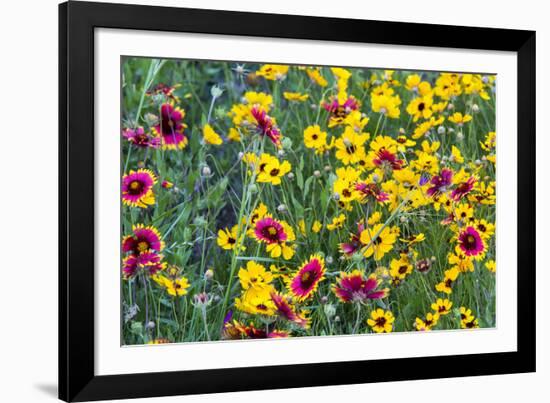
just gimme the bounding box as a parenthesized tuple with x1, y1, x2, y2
(121, 57, 496, 345)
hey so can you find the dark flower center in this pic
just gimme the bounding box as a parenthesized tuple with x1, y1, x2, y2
(270, 168, 280, 176)
(398, 265, 408, 274)
(375, 317, 387, 327)
(346, 145, 356, 155)
(299, 270, 317, 290)
(262, 226, 280, 242)
(312, 134, 318, 140)
(462, 233, 478, 250)
(128, 180, 144, 195)
(228, 237, 236, 245)
(373, 236, 383, 245)
(418, 102, 425, 111)
(342, 189, 352, 198)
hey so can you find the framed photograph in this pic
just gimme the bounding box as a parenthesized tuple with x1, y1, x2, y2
(59, 1, 536, 401)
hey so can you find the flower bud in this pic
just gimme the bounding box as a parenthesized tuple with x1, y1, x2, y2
(324, 165, 332, 172)
(277, 204, 287, 213)
(313, 170, 321, 178)
(287, 172, 295, 180)
(472, 104, 480, 113)
(201, 165, 211, 176)
(437, 125, 446, 135)
(456, 132, 464, 141)
(204, 269, 214, 280)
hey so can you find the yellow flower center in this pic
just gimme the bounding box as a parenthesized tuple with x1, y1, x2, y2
(268, 227, 277, 236)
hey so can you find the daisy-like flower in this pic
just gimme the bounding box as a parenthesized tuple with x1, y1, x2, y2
(271, 292, 310, 328)
(459, 306, 480, 328)
(435, 267, 460, 294)
(235, 286, 276, 316)
(122, 224, 164, 254)
(326, 214, 346, 231)
(256, 64, 289, 81)
(431, 298, 453, 315)
(451, 176, 476, 201)
(427, 168, 453, 197)
(257, 158, 291, 185)
(303, 125, 327, 150)
(485, 259, 496, 273)
(389, 257, 413, 280)
(122, 251, 166, 279)
(448, 112, 472, 125)
(415, 312, 440, 331)
(121, 169, 157, 208)
(217, 225, 244, 251)
(253, 216, 295, 259)
(371, 93, 401, 119)
(457, 226, 485, 258)
(283, 92, 309, 101)
(202, 124, 223, 145)
(152, 102, 188, 150)
(367, 309, 395, 333)
(360, 223, 398, 261)
(334, 126, 369, 165)
(250, 106, 282, 147)
(122, 127, 161, 148)
(406, 95, 434, 121)
(288, 255, 326, 301)
(332, 270, 388, 303)
(306, 67, 328, 87)
(238, 261, 273, 290)
(152, 273, 190, 297)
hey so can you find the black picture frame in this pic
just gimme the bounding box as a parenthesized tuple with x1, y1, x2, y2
(59, 1, 536, 401)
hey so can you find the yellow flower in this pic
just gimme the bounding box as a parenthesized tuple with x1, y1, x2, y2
(312, 220, 322, 233)
(303, 125, 328, 150)
(203, 124, 223, 145)
(152, 274, 190, 297)
(406, 95, 434, 121)
(460, 306, 479, 329)
(228, 127, 241, 142)
(256, 64, 289, 80)
(367, 309, 394, 333)
(257, 158, 291, 185)
(306, 67, 328, 87)
(244, 91, 273, 110)
(431, 298, 453, 315)
(450, 145, 464, 163)
(389, 257, 413, 280)
(434, 73, 462, 100)
(283, 92, 309, 101)
(360, 223, 398, 261)
(485, 259, 496, 273)
(217, 225, 245, 251)
(448, 112, 473, 125)
(327, 214, 346, 231)
(371, 93, 401, 118)
(238, 261, 273, 290)
(435, 267, 460, 294)
(235, 286, 276, 316)
(367, 211, 382, 225)
(334, 126, 369, 165)
(415, 312, 440, 331)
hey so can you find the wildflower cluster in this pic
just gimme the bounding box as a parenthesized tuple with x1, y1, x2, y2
(121, 58, 496, 344)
